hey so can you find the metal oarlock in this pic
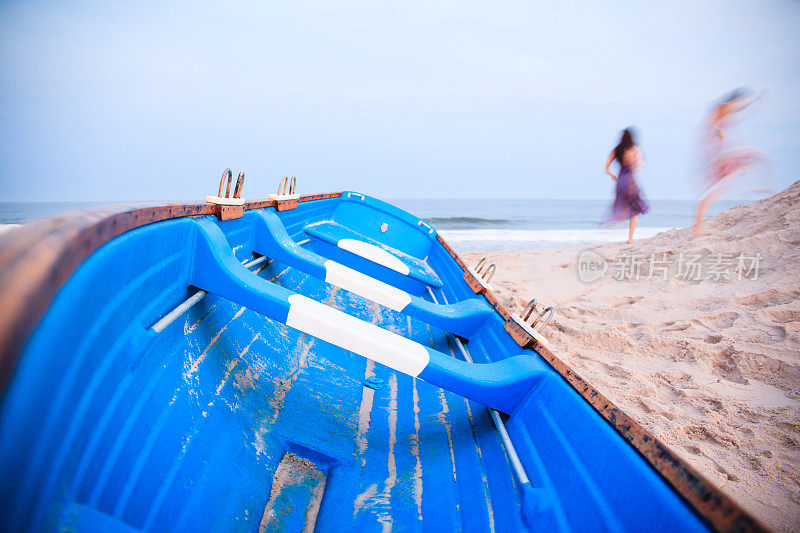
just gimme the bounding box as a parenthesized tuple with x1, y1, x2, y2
(517, 299, 553, 333)
(521, 298, 537, 321)
(504, 298, 556, 349)
(269, 176, 301, 211)
(207, 168, 246, 220)
(276, 176, 297, 196)
(474, 257, 496, 283)
(218, 169, 233, 198)
(464, 257, 496, 294)
(482, 264, 496, 284)
(531, 307, 554, 332)
(233, 172, 245, 199)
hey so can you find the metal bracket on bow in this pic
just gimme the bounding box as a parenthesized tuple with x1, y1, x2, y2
(206, 169, 246, 220)
(504, 298, 556, 349)
(268, 176, 300, 211)
(464, 257, 497, 294)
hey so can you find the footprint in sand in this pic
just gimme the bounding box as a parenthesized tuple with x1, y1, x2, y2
(763, 324, 788, 343)
(745, 455, 764, 473)
(734, 324, 788, 344)
(608, 296, 644, 309)
(659, 410, 676, 421)
(708, 346, 749, 385)
(625, 322, 647, 337)
(602, 363, 631, 380)
(662, 322, 691, 333)
(711, 461, 740, 483)
(637, 398, 655, 413)
(627, 322, 644, 328)
(765, 308, 800, 324)
(684, 445, 702, 456)
(703, 398, 724, 411)
(611, 295, 644, 308)
(734, 288, 798, 307)
(691, 311, 740, 330)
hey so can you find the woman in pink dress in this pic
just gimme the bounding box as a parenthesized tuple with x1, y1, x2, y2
(604, 128, 648, 244)
(695, 89, 767, 236)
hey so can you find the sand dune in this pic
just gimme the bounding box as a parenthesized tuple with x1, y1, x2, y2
(465, 181, 800, 531)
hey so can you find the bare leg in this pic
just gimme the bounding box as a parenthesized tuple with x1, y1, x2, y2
(627, 215, 638, 244)
(694, 186, 726, 237)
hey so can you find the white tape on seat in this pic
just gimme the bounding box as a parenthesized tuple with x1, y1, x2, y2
(286, 294, 429, 376)
(337, 238, 410, 275)
(324, 260, 412, 311)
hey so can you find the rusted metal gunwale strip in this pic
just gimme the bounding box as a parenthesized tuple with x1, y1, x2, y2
(434, 233, 766, 533)
(0, 193, 342, 394)
(243, 191, 342, 210)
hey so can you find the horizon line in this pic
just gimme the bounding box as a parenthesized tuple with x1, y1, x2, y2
(0, 196, 758, 204)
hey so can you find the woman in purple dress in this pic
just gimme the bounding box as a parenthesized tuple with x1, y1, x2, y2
(604, 128, 648, 244)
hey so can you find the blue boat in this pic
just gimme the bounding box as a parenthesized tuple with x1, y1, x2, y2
(0, 175, 762, 532)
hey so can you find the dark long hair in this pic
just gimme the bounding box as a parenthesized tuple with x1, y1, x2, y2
(614, 127, 637, 165)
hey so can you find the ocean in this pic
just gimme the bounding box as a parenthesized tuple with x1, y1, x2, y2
(0, 198, 744, 253)
(391, 198, 743, 252)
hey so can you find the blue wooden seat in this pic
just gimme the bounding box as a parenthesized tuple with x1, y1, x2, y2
(304, 221, 443, 288)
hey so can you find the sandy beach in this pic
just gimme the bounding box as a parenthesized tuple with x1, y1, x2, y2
(465, 182, 800, 532)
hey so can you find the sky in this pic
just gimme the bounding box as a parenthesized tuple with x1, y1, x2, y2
(0, 1, 798, 201)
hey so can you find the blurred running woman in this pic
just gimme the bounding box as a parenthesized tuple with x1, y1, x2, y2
(605, 128, 648, 244)
(695, 88, 768, 236)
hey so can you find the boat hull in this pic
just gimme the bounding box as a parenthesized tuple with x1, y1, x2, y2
(0, 193, 759, 531)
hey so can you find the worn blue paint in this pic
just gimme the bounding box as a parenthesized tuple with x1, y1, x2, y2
(190, 215, 545, 414)
(0, 192, 709, 532)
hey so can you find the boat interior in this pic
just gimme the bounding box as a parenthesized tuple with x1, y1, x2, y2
(0, 192, 713, 532)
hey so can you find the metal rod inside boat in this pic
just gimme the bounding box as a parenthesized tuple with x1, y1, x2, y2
(427, 286, 531, 487)
(149, 254, 271, 333)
